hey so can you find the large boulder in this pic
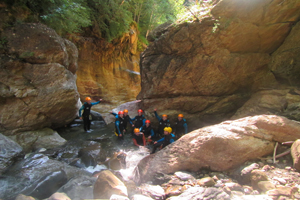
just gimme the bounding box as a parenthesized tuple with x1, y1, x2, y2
(7, 128, 66, 153)
(0, 153, 90, 200)
(0, 133, 23, 174)
(134, 115, 300, 183)
(231, 89, 300, 121)
(0, 23, 80, 134)
(137, 0, 300, 129)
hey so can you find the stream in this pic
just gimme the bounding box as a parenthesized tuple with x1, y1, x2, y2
(0, 117, 150, 200)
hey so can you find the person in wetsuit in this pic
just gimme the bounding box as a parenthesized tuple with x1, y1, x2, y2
(154, 108, 170, 138)
(131, 109, 146, 130)
(173, 114, 188, 139)
(79, 97, 102, 132)
(140, 120, 155, 143)
(115, 111, 125, 141)
(151, 127, 175, 154)
(132, 128, 146, 147)
(110, 109, 133, 132)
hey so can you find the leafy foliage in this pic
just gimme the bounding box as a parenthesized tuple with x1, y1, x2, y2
(4, 0, 91, 35)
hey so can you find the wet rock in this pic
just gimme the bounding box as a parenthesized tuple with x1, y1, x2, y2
(78, 143, 101, 167)
(167, 187, 230, 200)
(257, 181, 276, 193)
(8, 128, 66, 153)
(93, 170, 128, 199)
(23, 170, 68, 199)
(197, 177, 216, 187)
(138, 184, 165, 200)
(0, 153, 90, 200)
(104, 151, 127, 170)
(57, 175, 97, 200)
(48, 192, 71, 200)
(174, 171, 195, 181)
(0, 134, 23, 174)
(291, 139, 300, 171)
(250, 170, 269, 190)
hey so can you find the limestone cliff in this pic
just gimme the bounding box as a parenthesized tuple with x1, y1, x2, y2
(70, 24, 141, 106)
(138, 0, 300, 129)
(0, 23, 80, 135)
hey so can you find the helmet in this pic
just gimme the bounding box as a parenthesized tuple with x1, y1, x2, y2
(123, 109, 128, 113)
(162, 114, 167, 118)
(164, 127, 172, 133)
(138, 109, 143, 113)
(134, 128, 140, 133)
(178, 114, 184, 118)
(145, 120, 151, 124)
(118, 111, 124, 115)
(85, 97, 91, 101)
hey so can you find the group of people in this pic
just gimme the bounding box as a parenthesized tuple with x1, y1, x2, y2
(112, 108, 188, 154)
(78, 97, 188, 154)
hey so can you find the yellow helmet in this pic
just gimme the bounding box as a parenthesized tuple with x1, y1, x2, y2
(85, 97, 91, 101)
(134, 128, 140, 133)
(178, 114, 184, 118)
(164, 127, 172, 133)
(162, 114, 167, 118)
(123, 109, 128, 113)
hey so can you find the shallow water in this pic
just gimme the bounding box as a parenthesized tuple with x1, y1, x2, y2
(0, 119, 150, 200)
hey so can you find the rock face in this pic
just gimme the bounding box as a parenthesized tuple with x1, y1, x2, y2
(138, 0, 300, 129)
(134, 115, 300, 183)
(71, 24, 141, 106)
(0, 23, 80, 134)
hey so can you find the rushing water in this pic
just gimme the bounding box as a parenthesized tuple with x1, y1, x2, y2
(0, 118, 150, 200)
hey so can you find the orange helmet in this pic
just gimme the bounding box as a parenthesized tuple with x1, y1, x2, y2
(178, 114, 184, 118)
(85, 97, 91, 101)
(138, 109, 143, 113)
(162, 114, 167, 118)
(134, 128, 140, 133)
(123, 109, 128, 113)
(145, 120, 150, 124)
(118, 111, 124, 115)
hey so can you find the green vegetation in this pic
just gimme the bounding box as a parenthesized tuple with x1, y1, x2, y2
(2, 0, 217, 43)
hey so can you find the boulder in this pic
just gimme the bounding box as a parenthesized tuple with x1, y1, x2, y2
(197, 177, 216, 187)
(134, 115, 300, 183)
(93, 170, 128, 199)
(291, 139, 300, 171)
(0, 133, 23, 174)
(7, 128, 66, 153)
(0, 153, 90, 200)
(57, 175, 97, 200)
(0, 23, 80, 134)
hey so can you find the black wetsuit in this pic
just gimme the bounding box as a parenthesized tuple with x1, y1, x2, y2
(132, 115, 145, 129)
(115, 117, 125, 140)
(174, 118, 188, 138)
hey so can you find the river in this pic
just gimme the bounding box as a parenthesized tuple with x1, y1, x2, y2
(0, 117, 150, 200)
